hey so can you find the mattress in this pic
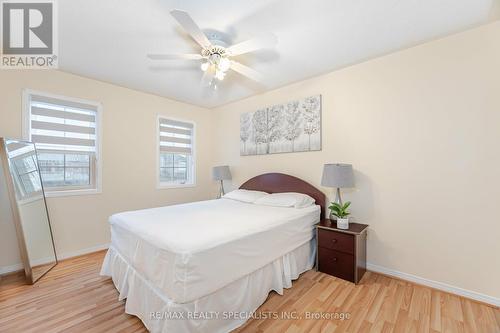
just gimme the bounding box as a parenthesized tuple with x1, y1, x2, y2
(108, 198, 320, 303)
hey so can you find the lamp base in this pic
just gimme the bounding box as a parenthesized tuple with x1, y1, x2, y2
(329, 187, 343, 220)
(334, 187, 343, 206)
(217, 180, 225, 199)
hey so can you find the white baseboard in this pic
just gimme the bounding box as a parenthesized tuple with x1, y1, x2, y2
(0, 263, 24, 275)
(367, 262, 499, 307)
(56, 243, 109, 261)
(0, 243, 109, 276)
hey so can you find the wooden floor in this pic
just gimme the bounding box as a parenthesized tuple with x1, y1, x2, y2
(0, 251, 498, 333)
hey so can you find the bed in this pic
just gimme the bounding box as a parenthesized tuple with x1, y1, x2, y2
(101, 173, 325, 333)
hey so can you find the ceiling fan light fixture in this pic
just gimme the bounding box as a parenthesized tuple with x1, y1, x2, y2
(215, 70, 225, 81)
(200, 61, 209, 72)
(218, 57, 231, 72)
(148, 10, 276, 87)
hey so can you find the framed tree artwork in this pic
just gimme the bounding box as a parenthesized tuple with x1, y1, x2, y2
(240, 95, 322, 156)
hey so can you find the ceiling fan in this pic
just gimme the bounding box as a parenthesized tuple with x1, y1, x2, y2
(148, 10, 277, 88)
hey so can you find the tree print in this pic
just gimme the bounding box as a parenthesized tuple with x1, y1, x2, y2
(267, 105, 284, 153)
(283, 101, 302, 151)
(240, 95, 321, 155)
(301, 95, 321, 150)
(252, 109, 268, 154)
(240, 113, 252, 154)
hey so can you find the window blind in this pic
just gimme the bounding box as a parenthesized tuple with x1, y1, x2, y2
(29, 94, 97, 152)
(159, 118, 193, 154)
(27, 93, 99, 190)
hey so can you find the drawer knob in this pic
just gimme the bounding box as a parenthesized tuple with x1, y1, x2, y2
(332, 239, 338, 243)
(333, 257, 338, 262)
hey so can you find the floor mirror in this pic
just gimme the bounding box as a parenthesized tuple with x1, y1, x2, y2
(0, 138, 57, 283)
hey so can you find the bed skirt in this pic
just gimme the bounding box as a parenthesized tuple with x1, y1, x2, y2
(100, 239, 316, 333)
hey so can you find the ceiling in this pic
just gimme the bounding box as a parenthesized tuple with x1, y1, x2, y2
(59, 0, 499, 108)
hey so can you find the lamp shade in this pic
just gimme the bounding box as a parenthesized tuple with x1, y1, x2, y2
(321, 163, 354, 188)
(212, 165, 232, 181)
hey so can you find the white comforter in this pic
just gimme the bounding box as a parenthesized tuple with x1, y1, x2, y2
(108, 198, 320, 303)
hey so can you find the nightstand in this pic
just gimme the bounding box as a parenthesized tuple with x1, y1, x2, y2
(316, 219, 369, 284)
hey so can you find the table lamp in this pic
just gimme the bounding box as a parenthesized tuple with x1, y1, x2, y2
(212, 165, 232, 198)
(321, 163, 354, 218)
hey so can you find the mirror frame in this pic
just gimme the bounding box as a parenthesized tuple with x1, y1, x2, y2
(0, 138, 58, 284)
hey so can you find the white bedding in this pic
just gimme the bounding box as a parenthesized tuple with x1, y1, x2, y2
(108, 198, 320, 303)
(101, 239, 316, 333)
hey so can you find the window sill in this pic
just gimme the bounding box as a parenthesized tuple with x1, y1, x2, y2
(157, 183, 196, 190)
(44, 188, 102, 198)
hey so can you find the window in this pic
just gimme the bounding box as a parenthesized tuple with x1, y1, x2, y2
(158, 117, 195, 187)
(23, 90, 101, 196)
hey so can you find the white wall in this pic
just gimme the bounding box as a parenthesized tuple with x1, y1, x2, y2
(0, 70, 216, 270)
(212, 22, 500, 299)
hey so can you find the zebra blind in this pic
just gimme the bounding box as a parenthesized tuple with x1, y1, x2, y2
(159, 118, 193, 154)
(28, 93, 98, 190)
(30, 94, 97, 151)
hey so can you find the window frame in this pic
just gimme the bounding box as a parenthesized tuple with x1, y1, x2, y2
(36, 149, 96, 192)
(22, 89, 102, 198)
(156, 115, 196, 189)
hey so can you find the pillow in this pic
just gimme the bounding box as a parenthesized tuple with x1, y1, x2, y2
(254, 192, 315, 209)
(222, 189, 268, 203)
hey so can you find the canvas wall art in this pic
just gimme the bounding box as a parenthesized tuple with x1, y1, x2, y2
(240, 95, 321, 156)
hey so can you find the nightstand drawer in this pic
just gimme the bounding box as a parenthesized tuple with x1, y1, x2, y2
(317, 228, 354, 254)
(318, 247, 354, 282)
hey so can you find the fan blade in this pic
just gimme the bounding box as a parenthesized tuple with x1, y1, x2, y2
(230, 61, 264, 83)
(147, 54, 203, 60)
(201, 64, 216, 87)
(170, 10, 211, 49)
(227, 33, 277, 56)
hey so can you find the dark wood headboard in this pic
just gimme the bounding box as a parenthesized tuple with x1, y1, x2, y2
(239, 173, 326, 217)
